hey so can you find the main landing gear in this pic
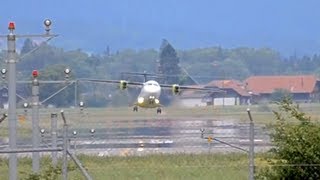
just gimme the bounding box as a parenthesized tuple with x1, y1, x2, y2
(133, 106, 161, 114)
(156, 108, 162, 114)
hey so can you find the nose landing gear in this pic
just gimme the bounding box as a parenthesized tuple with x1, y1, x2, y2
(156, 108, 162, 114)
(133, 106, 138, 112)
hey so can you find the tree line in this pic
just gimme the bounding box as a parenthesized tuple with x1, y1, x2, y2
(1, 39, 320, 107)
(9, 39, 320, 81)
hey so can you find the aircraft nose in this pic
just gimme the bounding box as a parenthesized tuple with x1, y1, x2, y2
(149, 88, 158, 93)
(146, 86, 159, 93)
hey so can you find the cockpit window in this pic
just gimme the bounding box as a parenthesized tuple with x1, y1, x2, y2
(146, 83, 159, 86)
(146, 82, 159, 86)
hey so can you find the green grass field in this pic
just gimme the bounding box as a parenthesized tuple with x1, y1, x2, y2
(0, 153, 251, 180)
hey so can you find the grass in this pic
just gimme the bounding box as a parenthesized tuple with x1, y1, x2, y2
(0, 153, 250, 180)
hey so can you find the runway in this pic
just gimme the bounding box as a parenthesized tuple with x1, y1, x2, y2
(0, 118, 272, 156)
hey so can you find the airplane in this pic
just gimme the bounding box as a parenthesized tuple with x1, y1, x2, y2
(80, 73, 222, 114)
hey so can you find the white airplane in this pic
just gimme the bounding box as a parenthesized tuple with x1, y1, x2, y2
(80, 77, 221, 114)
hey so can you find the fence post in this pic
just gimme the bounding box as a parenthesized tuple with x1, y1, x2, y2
(51, 113, 58, 166)
(247, 108, 255, 180)
(61, 110, 68, 180)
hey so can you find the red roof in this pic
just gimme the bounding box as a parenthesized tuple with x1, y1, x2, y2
(245, 75, 318, 94)
(206, 80, 251, 96)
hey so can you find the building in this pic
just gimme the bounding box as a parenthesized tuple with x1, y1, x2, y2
(245, 75, 320, 103)
(205, 80, 251, 106)
(175, 85, 209, 107)
(177, 80, 251, 107)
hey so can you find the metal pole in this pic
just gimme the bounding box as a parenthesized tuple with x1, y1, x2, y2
(0, 20, 58, 180)
(0, 113, 7, 124)
(51, 113, 58, 166)
(73, 131, 77, 154)
(0, 148, 62, 154)
(67, 151, 93, 180)
(61, 110, 68, 180)
(75, 80, 78, 107)
(32, 76, 40, 172)
(7, 26, 17, 180)
(247, 108, 255, 180)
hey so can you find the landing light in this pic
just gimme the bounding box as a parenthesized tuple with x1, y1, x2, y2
(155, 99, 160, 104)
(138, 97, 144, 104)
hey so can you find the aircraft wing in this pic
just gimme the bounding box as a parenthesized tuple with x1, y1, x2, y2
(79, 78, 143, 86)
(159, 83, 223, 93)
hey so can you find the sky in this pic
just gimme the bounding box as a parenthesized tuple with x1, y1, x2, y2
(1, 0, 320, 56)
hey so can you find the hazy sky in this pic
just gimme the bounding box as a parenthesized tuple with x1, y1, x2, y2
(1, 0, 320, 55)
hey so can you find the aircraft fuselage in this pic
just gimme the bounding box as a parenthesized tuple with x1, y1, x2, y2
(136, 80, 161, 108)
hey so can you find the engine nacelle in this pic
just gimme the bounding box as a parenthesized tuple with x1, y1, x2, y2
(119, 80, 128, 90)
(172, 84, 180, 95)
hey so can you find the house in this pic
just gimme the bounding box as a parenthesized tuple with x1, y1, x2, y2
(245, 75, 320, 103)
(176, 80, 251, 107)
(205, 80, 251, 106)
(175, 85, 209, 107)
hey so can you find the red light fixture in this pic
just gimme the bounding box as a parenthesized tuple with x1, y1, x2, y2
(32, 70, 39, 78)
(8, 22, 15, 30)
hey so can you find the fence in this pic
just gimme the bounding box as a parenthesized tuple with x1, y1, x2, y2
(0, 76, 291, 180)
(0, 103, 272, 180)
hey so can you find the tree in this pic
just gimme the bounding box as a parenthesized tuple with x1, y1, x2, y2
(18, 43, 65, 74)
(157, 39, 182, 105)
(20, 38, 37, 55)
(218, 58, 250, 80)
(257, 97, 320, 179)
(158, 39, 181, 84)
(39, 64, 75, 107)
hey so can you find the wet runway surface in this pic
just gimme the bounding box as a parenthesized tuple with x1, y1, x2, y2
(1, 118, 272, 156)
